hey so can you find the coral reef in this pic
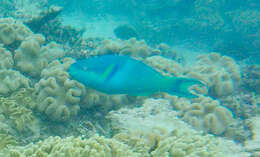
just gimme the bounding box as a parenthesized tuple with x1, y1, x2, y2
(166, 95, 233, 135)
(34, 58, 86, 122)
(108, 98, 249, 157)
(25, 5, 63, 33)
(6, 135, 141, 157)
(0, 0, 48, 22)
(229, 9, 260, 35)
(242, 64, 260, 94)
(0, 46, 13, 69)
(187, 52, 241, 97)
(0, 69, 30, 96)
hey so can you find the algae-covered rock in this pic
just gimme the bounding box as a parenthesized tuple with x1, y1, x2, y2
(34, 58, 86, 122)
(6, 135, 140, 157)
(0, 69, 30, 96)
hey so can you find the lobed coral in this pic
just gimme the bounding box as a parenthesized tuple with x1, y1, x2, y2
(96, 38, 161, 59)
(0, 46, 13, 69)
(187, 52, 241, 97)
(34, 58, 86, 122)
(14, 34, 65, 78)
(167, 95, 233, 135)
(0, 17, 32, 45)
(145, 55, 184, 76)
(0, 69, 30, 96)
(6, 135, 141, 157)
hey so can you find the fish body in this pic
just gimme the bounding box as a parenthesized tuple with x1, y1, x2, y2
(68, 55, 203, 98)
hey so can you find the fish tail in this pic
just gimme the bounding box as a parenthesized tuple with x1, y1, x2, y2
(165, 77, 204, 98)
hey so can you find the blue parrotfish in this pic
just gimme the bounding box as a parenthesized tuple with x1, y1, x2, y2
(68, 55, 204, 98)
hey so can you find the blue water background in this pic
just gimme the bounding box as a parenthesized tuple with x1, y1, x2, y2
(50, 0, 260, 64)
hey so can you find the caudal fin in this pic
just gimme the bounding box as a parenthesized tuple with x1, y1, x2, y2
(165, 77, 205, 98)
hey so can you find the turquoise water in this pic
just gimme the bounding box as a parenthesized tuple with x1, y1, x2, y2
(0, 0, 259, 156)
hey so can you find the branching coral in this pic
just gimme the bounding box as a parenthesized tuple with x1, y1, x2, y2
(34, 58, 86, 122)
(0, 134, 17, 150)
(0, 69, 30, 96)
(0, 97, 34, 132)
(7, 135, 141, 157)
(187, 52, 241, 97)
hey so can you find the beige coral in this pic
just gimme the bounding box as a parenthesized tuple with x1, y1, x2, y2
(14, 34, 65, 77)
(0, 46, 13, 69)
(108, 98, 248, 157)
(167, 95, 233, 135)
(34, 58, 86, 122)
(0, 17, 32, 45)
(0, 69, 30, 96)
(7, 135, 140, 157)
(187, 52, 241, 97)
(96, 38, 161, 59)
(0, 97, 35, 132)
(14, 34, 47, 77)
(145, 55, 184, 76)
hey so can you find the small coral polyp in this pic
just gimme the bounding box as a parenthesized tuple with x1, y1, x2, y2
(187, 52, 241, 97)
(34, 58, 86, 122)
